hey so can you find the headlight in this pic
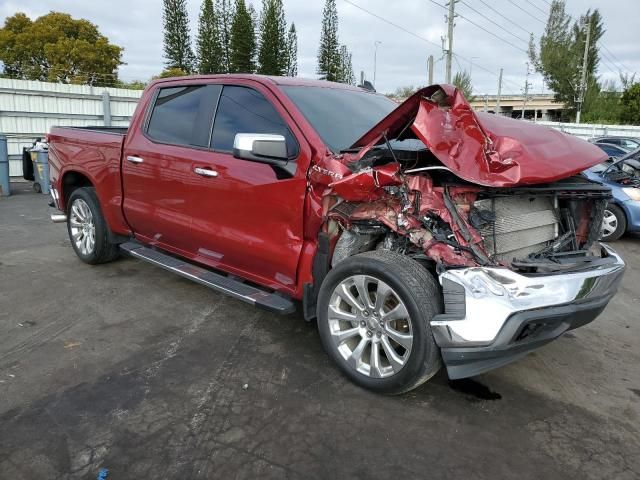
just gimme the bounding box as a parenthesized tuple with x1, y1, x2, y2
(622, 187, 640, 201)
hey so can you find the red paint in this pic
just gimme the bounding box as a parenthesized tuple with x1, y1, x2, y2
(352, 85, 608, 187)
(49, 78, 603, 301)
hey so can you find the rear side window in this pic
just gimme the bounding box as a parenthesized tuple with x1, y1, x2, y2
(211, 86, 298, 156)
(147, 85, 221, 147)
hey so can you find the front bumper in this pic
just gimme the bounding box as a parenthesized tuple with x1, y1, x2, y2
(431, 243, 625, 379)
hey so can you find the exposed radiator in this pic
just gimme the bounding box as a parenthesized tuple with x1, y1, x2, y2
(474, 196, 558, 262)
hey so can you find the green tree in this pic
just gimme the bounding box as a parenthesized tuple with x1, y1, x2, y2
(257, 0, 286, 75)
(284, 23, 297, 76)
(215, 0, 234, 71)
(453, 70, 474, 101)
(529, 0, 603, 120)
(116, 79, 147, 90)
(581, 79, 622, 124)
(153, 67, 189, 79)
(317, 0, 340, 81)
(197, 0, 224, 73)
(337, 44, 355, 85)
(388, 85, 419, 100)
(163, 0, 196, 73)
(230, 0, 256, 73)
(620, 83, 640, 125)
(0, 12, 122, 86)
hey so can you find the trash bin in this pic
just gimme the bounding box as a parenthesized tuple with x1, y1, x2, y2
(33, 150, 50, 195)
(29, 141, 49, 194)
(0, 134, 9, 197)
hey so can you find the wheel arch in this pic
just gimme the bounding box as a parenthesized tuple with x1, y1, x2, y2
(61, 170, 94, 212)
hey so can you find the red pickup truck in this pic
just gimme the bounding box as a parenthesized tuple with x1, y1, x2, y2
(48, 75, 625, 394)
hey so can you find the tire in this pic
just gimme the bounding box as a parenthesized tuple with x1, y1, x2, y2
(601, 204, 626, 241)
(317, 250, 442, 395)
(67, 187, 119, 264)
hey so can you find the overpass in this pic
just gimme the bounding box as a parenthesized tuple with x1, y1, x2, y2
(468, 94, 565, 121)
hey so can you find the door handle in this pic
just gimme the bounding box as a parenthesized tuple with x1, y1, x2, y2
(127, 156, 144, 164)
(194, 167, 218, 178)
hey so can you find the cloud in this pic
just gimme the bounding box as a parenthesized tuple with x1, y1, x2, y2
(1, 0, 638, 94)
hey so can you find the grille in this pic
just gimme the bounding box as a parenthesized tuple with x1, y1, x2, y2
(474, 196, 558, 262)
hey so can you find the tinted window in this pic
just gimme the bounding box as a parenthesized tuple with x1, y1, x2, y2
(147, 85, 220, 147)
(211, 86, 297, 156)
(282, 86, 397, 152)
(598, 144, 625, 157)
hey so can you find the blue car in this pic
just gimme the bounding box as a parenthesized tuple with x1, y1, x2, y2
(584, 148, 640, 240)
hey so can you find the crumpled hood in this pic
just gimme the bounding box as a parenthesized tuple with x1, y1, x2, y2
(350, 84, 607, 187)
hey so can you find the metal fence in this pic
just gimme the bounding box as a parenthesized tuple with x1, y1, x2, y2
(2, 79, 640, 177)
(0, 78, 142, 176)
(537, 121, 640, 140)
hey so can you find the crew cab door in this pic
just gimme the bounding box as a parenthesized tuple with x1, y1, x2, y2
(122, 83, 221, 255)
(189, 83, 308, 292)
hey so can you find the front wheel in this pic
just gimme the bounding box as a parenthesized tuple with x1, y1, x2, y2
(317, 250, 442, 395)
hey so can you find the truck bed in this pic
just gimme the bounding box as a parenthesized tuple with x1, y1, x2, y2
(48, 126, 129, 235)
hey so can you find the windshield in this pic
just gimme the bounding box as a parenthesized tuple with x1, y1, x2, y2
(281, 85, 398, 152)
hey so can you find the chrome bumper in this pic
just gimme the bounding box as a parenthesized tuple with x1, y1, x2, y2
(431, 243, 626, 348)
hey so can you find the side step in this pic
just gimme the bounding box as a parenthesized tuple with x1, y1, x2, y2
(120, 242, 295, 315)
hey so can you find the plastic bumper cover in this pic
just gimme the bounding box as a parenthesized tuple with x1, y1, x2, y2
(431, 243, 625, 378)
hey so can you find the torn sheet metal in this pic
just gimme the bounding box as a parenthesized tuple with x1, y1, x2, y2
(350, 84, 607, 187)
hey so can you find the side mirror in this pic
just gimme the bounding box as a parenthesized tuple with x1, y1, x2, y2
(233, 133, 288, 164)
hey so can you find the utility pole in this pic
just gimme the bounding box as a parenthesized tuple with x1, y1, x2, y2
(373, 41, 382, 89)
(521, 62, 531, 120)
(428, 55, 434, 85)
(483, 94, 489, 112)
(496, 68, 503, 115)
(576, 18, 591, 124)
(445, 0, 457, 83)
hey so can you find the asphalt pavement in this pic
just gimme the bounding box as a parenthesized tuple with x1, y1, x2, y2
(1, 181, 639, 479)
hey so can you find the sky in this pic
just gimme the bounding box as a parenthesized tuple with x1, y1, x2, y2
(1, 0, 638, 96)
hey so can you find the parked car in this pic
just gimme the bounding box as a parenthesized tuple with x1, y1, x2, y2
(584, 148, 640, 241)
(594, 142, 629, 158)
(589, 136, 640, 152)
(47, 77, 625, 394)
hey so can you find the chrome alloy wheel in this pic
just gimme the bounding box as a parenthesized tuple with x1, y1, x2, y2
(327, 275, 414, 378)
(69, 198, 96, 256)
(602, 209, 618, 238)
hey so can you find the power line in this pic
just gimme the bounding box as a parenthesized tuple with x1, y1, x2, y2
(549, 8, 635, 77)
(600, 42, 632, 73)
(340, 0, 520, 93)
(475, 0, 533, 36)
(454, 10, 528, 54)
(458, 1, 529, 46)
(421, 0, 528, 54)
(523, 0, 548, 16)
(342, 0, 442, 51)
(505, 0, 546, 24)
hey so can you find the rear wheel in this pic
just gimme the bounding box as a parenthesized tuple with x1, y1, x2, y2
(601, 204, 626, 241)
(317, 250, 442, 395)
(67, 187, 119, 264)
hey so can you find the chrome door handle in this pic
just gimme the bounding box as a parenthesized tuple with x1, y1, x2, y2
(126, 155, 144, 164)
(194, 167, 218, 178)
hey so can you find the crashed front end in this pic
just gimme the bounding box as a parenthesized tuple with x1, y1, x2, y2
(310, 85, 626, 379)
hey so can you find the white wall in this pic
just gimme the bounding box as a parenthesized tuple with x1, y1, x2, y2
(0, 78, 142, 176)
(537, 121, 640, 140)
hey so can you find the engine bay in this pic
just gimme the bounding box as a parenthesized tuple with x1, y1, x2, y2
(317, 143, 611, 275)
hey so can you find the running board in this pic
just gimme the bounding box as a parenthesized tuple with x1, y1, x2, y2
(120, 242, 295, 315)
